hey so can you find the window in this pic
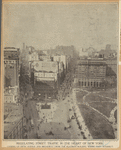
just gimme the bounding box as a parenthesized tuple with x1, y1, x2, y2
(10, 66, 14, 68)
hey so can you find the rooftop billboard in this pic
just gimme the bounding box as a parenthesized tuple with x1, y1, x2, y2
(32, 61, 59, 73)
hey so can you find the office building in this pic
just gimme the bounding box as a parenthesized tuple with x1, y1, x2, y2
(76, 58, 106, 88)
(4, 47, 20, 102)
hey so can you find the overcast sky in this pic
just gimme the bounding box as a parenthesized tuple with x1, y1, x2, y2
(3, 2, 119, 51)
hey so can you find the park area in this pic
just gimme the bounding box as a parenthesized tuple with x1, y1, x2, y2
(78, 104, 115, 139)
(83, 91, 117, 118)
(76, 91, 88, 103)
(88, 102, 116, 118)
(97, 88, 117, 99)
(85, 93, 115, 103)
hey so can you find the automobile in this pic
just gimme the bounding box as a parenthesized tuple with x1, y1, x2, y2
(71, 115, 75, 119)
(67, 119, 71, 123)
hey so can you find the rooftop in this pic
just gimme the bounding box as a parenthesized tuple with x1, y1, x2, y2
(4, 47, 19, 51)
(4, 47, 16, 49)
(78, 59, 106, 65)
(4, 103, 23, 138)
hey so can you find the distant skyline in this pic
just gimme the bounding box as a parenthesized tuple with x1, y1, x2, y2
(3, 2, 119, 52)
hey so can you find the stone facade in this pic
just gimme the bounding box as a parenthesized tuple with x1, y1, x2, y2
(76, 59, 106, 88)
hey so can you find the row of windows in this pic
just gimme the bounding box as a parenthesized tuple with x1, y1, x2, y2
(4, 96, 13, 100)
(5, 65, 14, 68)
(5, 101, 13, 103)
(4, 60, 17, 64)
(79, 81, 100, 87)
(5, 108, 12, 112)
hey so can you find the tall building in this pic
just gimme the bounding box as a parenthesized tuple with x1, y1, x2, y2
(75, 58, 106, 88)
(4, 47, 20, 103)
(4, 47, 20, 88)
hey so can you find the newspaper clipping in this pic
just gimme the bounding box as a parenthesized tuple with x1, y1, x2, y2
(1, 2, 119, 148)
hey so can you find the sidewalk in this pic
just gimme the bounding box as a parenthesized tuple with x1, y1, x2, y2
(72, 88, 92, 139)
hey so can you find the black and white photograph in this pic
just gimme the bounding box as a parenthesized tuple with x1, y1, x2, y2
(2, 2, 119, 146)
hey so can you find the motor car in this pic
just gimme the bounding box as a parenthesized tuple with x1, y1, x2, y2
(71, 115, 75, 119)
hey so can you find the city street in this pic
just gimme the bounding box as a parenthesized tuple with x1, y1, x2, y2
(3, 4, 118, 144)
(24, 100, 39, 139)
(22, 58, 83, 139)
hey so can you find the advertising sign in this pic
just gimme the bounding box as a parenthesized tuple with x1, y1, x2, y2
(35, 72, 57, 81)
(32, 61, 58, 73)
